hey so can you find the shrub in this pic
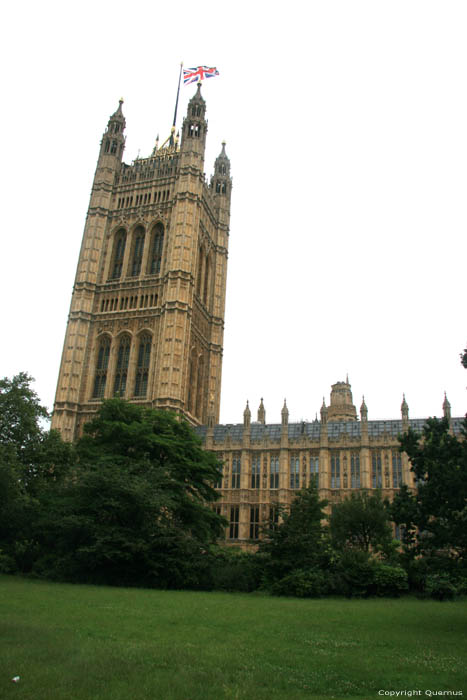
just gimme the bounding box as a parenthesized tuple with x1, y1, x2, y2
(373, 563, 409, 597)
(270, 568, 329, 598)
(209, 548, 264, 592)
(331, 550, 376, 598)
(425, 573, 458, 601)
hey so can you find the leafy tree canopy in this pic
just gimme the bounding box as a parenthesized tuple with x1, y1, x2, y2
(0, 372, 47, 459)
(329, 490, 393, 553)
(38, 399, 226, 586)
(395, 417, 467, 563)
(259, 486, 329, 582)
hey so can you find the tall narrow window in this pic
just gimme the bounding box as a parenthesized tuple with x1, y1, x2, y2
(229, 507, 239, 539)
(310, 454, 319, 487)
(92, 336, 111, 398)
(187, 349, 196, 414)
(392, 451, 403, 488)
(195, 356, 204, 420)
(270, 454, 279, 489)
(231, 453, 241, 488)
(134, 333, 151, 397)
(131, 226, 145, 276)
(372, 451, 382, 488)
(203, 253, 211, 306)
(111, 230, 126, 279)
(269, 506, 279, 531)
(249, 506, 259, 540)
(113, 335, 130, 396)
(251, 455, 261, 489)
(214, 458, 223, 489)
(290, 454, 300, 489)
(351, 453, 361, 488)
(331, 453, 340, 488)
(196, 245, 204, 297)
(149, 223, 164, 274)
(394, 524, 405, 541)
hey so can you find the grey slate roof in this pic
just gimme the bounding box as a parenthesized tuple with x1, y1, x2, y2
(195, 417, 464, 444)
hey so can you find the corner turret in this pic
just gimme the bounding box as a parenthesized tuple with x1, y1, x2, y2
(99, 98, 126, 163)
(180, 83, 207, 163)
(211, 141, 232, 198)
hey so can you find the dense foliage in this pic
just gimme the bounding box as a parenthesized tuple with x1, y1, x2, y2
(0, 377, 225, 587)
(329, 490, 393, 553)
(390, 416, 467, 594)
(2, 365, 466, 599)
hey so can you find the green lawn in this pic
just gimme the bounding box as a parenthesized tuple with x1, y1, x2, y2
(0, 576, 466, 700)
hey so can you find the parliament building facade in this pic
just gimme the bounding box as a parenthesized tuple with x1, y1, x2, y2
(52, 87, 462, 548)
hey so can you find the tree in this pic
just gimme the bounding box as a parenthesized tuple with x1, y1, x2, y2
(0, 372, 47, 461)
(0, 373, 73, 572)
(461, 347, 467, 369)
(38, 399, 225, 588)
(259, 486, 329, 590)
(329, 490, 393, 554)
(395, 417, 467, 564)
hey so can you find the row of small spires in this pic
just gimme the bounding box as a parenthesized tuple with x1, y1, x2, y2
(238, 393, 452, 427)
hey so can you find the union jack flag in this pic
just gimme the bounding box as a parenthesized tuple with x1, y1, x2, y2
(183, 66, 219, 85)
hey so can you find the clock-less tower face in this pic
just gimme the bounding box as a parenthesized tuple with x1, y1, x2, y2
(52, 86, 232, 441)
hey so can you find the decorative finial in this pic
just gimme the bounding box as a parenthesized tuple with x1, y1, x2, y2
(360, 395, 368, 421)
(443, 392, 451, 420)
(401, 393, 409, 419)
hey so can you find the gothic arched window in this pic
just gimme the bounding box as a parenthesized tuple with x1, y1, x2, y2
(196, 245, 204, 297)
(92, 336, 111, 398)
(187, 348, 196, 414)
(134, 333, 151, 397)
(130, 226, 145, 276)
(113, 335, 131, 396)
(148, 223, 164, 274)
(111, 229, 126, 279)
(195, 355, 204, 419)
(203, 253, 211, 306)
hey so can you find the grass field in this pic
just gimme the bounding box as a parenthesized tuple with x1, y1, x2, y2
(0, 576, 466, 700)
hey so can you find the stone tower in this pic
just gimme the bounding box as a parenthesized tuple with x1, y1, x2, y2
(52, 85, 232, 441)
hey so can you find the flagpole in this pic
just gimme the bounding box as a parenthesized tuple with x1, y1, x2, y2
(172, 62, 183, 130)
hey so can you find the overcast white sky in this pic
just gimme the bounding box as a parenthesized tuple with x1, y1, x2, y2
(1, 1, 466, 425)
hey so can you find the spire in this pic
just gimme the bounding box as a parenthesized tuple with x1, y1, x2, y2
(243, 400, 251, 428)
(401, 394, 409, 420)
(257, 398, 266, 425)
(443, 392, 451, 421)
(180, 83, 207, 161)
(99, 99, 126, 162)
(281, 399, 289, 426)
(320, 398, 328, 425)
(191, 81, 205, 107)
(360, 395, 368, 422)
(211, 140, 232, 197)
